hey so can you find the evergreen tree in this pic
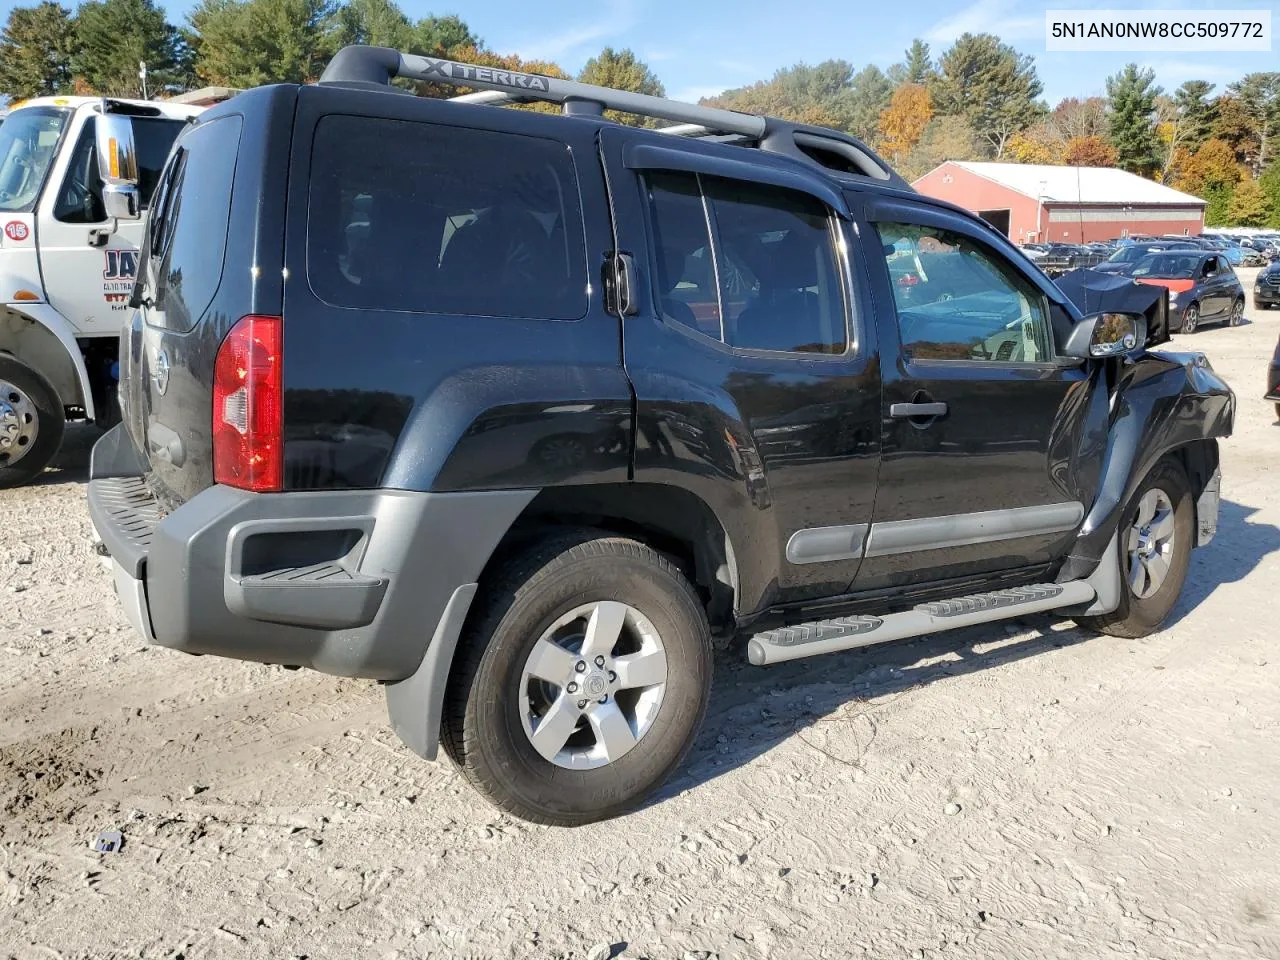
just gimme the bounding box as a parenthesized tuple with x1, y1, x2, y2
(1260, 162, 1280, 227)
(1105, 63, 1162, 174)
(902, 39, 933, 84)
(1227, 178, 1268, 226)
(1172, 80, 1216, 150)
(189, 0, 334, 87)
(931, 33, 1043, 158)
(1203, 182, 1232, 226)
(578, 47, 663, 125)
(73, 0, 182, 95)
(844, 64, 893, 144)
(0, 3, 76, 98)
(413, 13, 476, 55)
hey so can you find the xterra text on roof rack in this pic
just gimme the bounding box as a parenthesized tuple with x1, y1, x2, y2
(88, 46, 1234, 825)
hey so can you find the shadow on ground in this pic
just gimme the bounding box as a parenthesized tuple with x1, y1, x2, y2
(32, 423, 99, 487)
(656, 498, 1280, 804)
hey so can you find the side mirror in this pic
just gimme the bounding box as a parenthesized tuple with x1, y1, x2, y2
(95, 111, 141, 222)
(1063, 312, 1146, 360)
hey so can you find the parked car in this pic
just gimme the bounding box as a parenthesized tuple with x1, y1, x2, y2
(1035, 243, 1105, 276)
(1125, 251, 1245, 333)
(1254, 260, 1280, 310)
(1092, 240, 1199, 275)
(87, 44, 1235, 825)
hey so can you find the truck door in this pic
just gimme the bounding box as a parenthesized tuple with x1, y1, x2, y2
(599, 127, 882, 616)
(36, 111, 186, 335)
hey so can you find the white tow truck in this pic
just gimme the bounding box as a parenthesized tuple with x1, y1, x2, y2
(0, 94, 204, 486)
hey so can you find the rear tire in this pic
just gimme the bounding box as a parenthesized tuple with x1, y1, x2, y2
(442, 531, 713, 826)
(1075, 457, 1194, 639)
(0, 356, 64, 489)
(1180, 303, 1199, 334)
(1228, 298, 1245, 326)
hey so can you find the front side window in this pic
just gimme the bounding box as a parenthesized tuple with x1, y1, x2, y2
(308, 115, 588, 320)
(877, 222, 1055, 364)
(644, 171, 848, 355)
(0, 107, 67, 213)
(54, 116, 186, 224)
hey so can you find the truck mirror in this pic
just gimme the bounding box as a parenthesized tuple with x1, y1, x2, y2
(1063, 311, 1146, 360)
(95, 111, 141, 221)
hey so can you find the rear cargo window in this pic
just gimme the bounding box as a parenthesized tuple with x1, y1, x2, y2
(147, 115, 243, 332)
(307, 115, 588, 320)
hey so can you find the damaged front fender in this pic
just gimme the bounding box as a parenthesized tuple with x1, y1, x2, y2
(1058, 349, 1234, 581)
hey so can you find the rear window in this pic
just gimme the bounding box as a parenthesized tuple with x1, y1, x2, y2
(307, 115, 588, 320)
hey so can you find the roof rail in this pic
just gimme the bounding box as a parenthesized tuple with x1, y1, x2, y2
(318, 45, 908, 188)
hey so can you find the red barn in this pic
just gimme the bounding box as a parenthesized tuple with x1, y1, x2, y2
(913, 161, 1206, 244)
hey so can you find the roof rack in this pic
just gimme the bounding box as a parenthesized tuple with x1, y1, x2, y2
(318, 45, 908, 189)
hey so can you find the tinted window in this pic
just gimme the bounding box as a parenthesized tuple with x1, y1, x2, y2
(646, 172, 721, 340)
(877, 222, 1054, 364)
(308, 115, 587, 320)
(148, 116, 242, 331)
(644, 172, 846, 354)
(54, 116, 185, 223)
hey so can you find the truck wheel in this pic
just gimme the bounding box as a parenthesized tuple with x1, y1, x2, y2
(0, 356, 64, 489)
(1075, 457, 1193, 639)
(442, 531, 713, 826)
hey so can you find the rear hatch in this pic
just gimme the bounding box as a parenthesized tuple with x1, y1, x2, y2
(121, 101, 285, 510)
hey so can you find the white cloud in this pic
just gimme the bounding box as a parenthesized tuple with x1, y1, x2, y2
(926, 0, 1044, 45)
(645, 50, 677, 62)
(513, 0, 636, 62)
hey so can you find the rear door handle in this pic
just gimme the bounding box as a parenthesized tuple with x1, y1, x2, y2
(890, 402, 948, 419)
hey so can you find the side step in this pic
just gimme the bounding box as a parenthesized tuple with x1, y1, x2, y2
(747, 582, 1095, 666)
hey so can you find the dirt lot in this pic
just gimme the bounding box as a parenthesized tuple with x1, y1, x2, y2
(2, 275, 1278, 960)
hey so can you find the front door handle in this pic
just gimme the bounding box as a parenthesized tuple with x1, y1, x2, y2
(890, 401, 948, 419)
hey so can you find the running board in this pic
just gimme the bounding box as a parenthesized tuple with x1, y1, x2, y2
(747, 581, 1095, 666)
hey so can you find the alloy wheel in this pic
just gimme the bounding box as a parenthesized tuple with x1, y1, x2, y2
(1126, 488, 1176, 600)
(1181, 305, 1198, 334)
(519, 601, 668, 770)
(1229, 299, 1244, 326)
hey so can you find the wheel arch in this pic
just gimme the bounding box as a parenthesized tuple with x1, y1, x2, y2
(480, 482, 740, 634)
(0, 305, 94, 419)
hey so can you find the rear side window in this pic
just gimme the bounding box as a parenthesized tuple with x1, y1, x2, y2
(147, 115, 242, 332)
(307, 115, 588, 320)
(644, 171, 848, 355)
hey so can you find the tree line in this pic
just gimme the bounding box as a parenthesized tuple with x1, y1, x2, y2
(1, 0, 1276, 227)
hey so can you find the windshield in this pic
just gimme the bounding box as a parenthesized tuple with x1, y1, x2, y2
(0, 107, 68, 213)
(1128, 253, 1200, 279)
(1106, 246, 1158, 263)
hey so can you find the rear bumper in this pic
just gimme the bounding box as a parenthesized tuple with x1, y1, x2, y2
(87, 425, 535, 681)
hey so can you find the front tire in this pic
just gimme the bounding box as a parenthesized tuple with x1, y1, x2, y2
(1075, 457, 1194, 639)
(442, 532, 713, 826)
(0, 356, 64, 489)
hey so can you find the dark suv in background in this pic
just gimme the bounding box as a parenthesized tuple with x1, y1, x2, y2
(88, 46, 1234, 825)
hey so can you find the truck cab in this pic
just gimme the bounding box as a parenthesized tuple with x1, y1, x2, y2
(0, 95, 202, 486)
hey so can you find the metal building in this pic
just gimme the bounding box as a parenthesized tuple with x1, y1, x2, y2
(914, 161, 1206, 243)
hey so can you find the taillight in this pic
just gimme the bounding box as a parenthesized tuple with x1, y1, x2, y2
(213, 315, 283, 492)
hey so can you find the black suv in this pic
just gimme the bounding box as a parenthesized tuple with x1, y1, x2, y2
(88, 46, 1235, 825)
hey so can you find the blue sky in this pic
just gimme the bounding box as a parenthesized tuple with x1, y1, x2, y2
(2, 0, 1276, 104)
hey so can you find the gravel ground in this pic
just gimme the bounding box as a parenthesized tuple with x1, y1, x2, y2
(2, 273, 1278, 960)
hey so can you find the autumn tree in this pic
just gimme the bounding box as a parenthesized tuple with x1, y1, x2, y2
(1063, 135, 1117, 167)
(1175, 138, 1242, 195)
(1004, 126, 1058, 164)
(931, 32, 1044, 158)
(578, 47, 663, 126)
(74, 0, 184, 95)
(878, 83, 931, 162)
(0, 2, 76, 98)
(1105, 63, 1161, 175)
(1209, 94, 1257, 166)
(1048, 96, 1107, 140)
(1227, 178, 1269, 226)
